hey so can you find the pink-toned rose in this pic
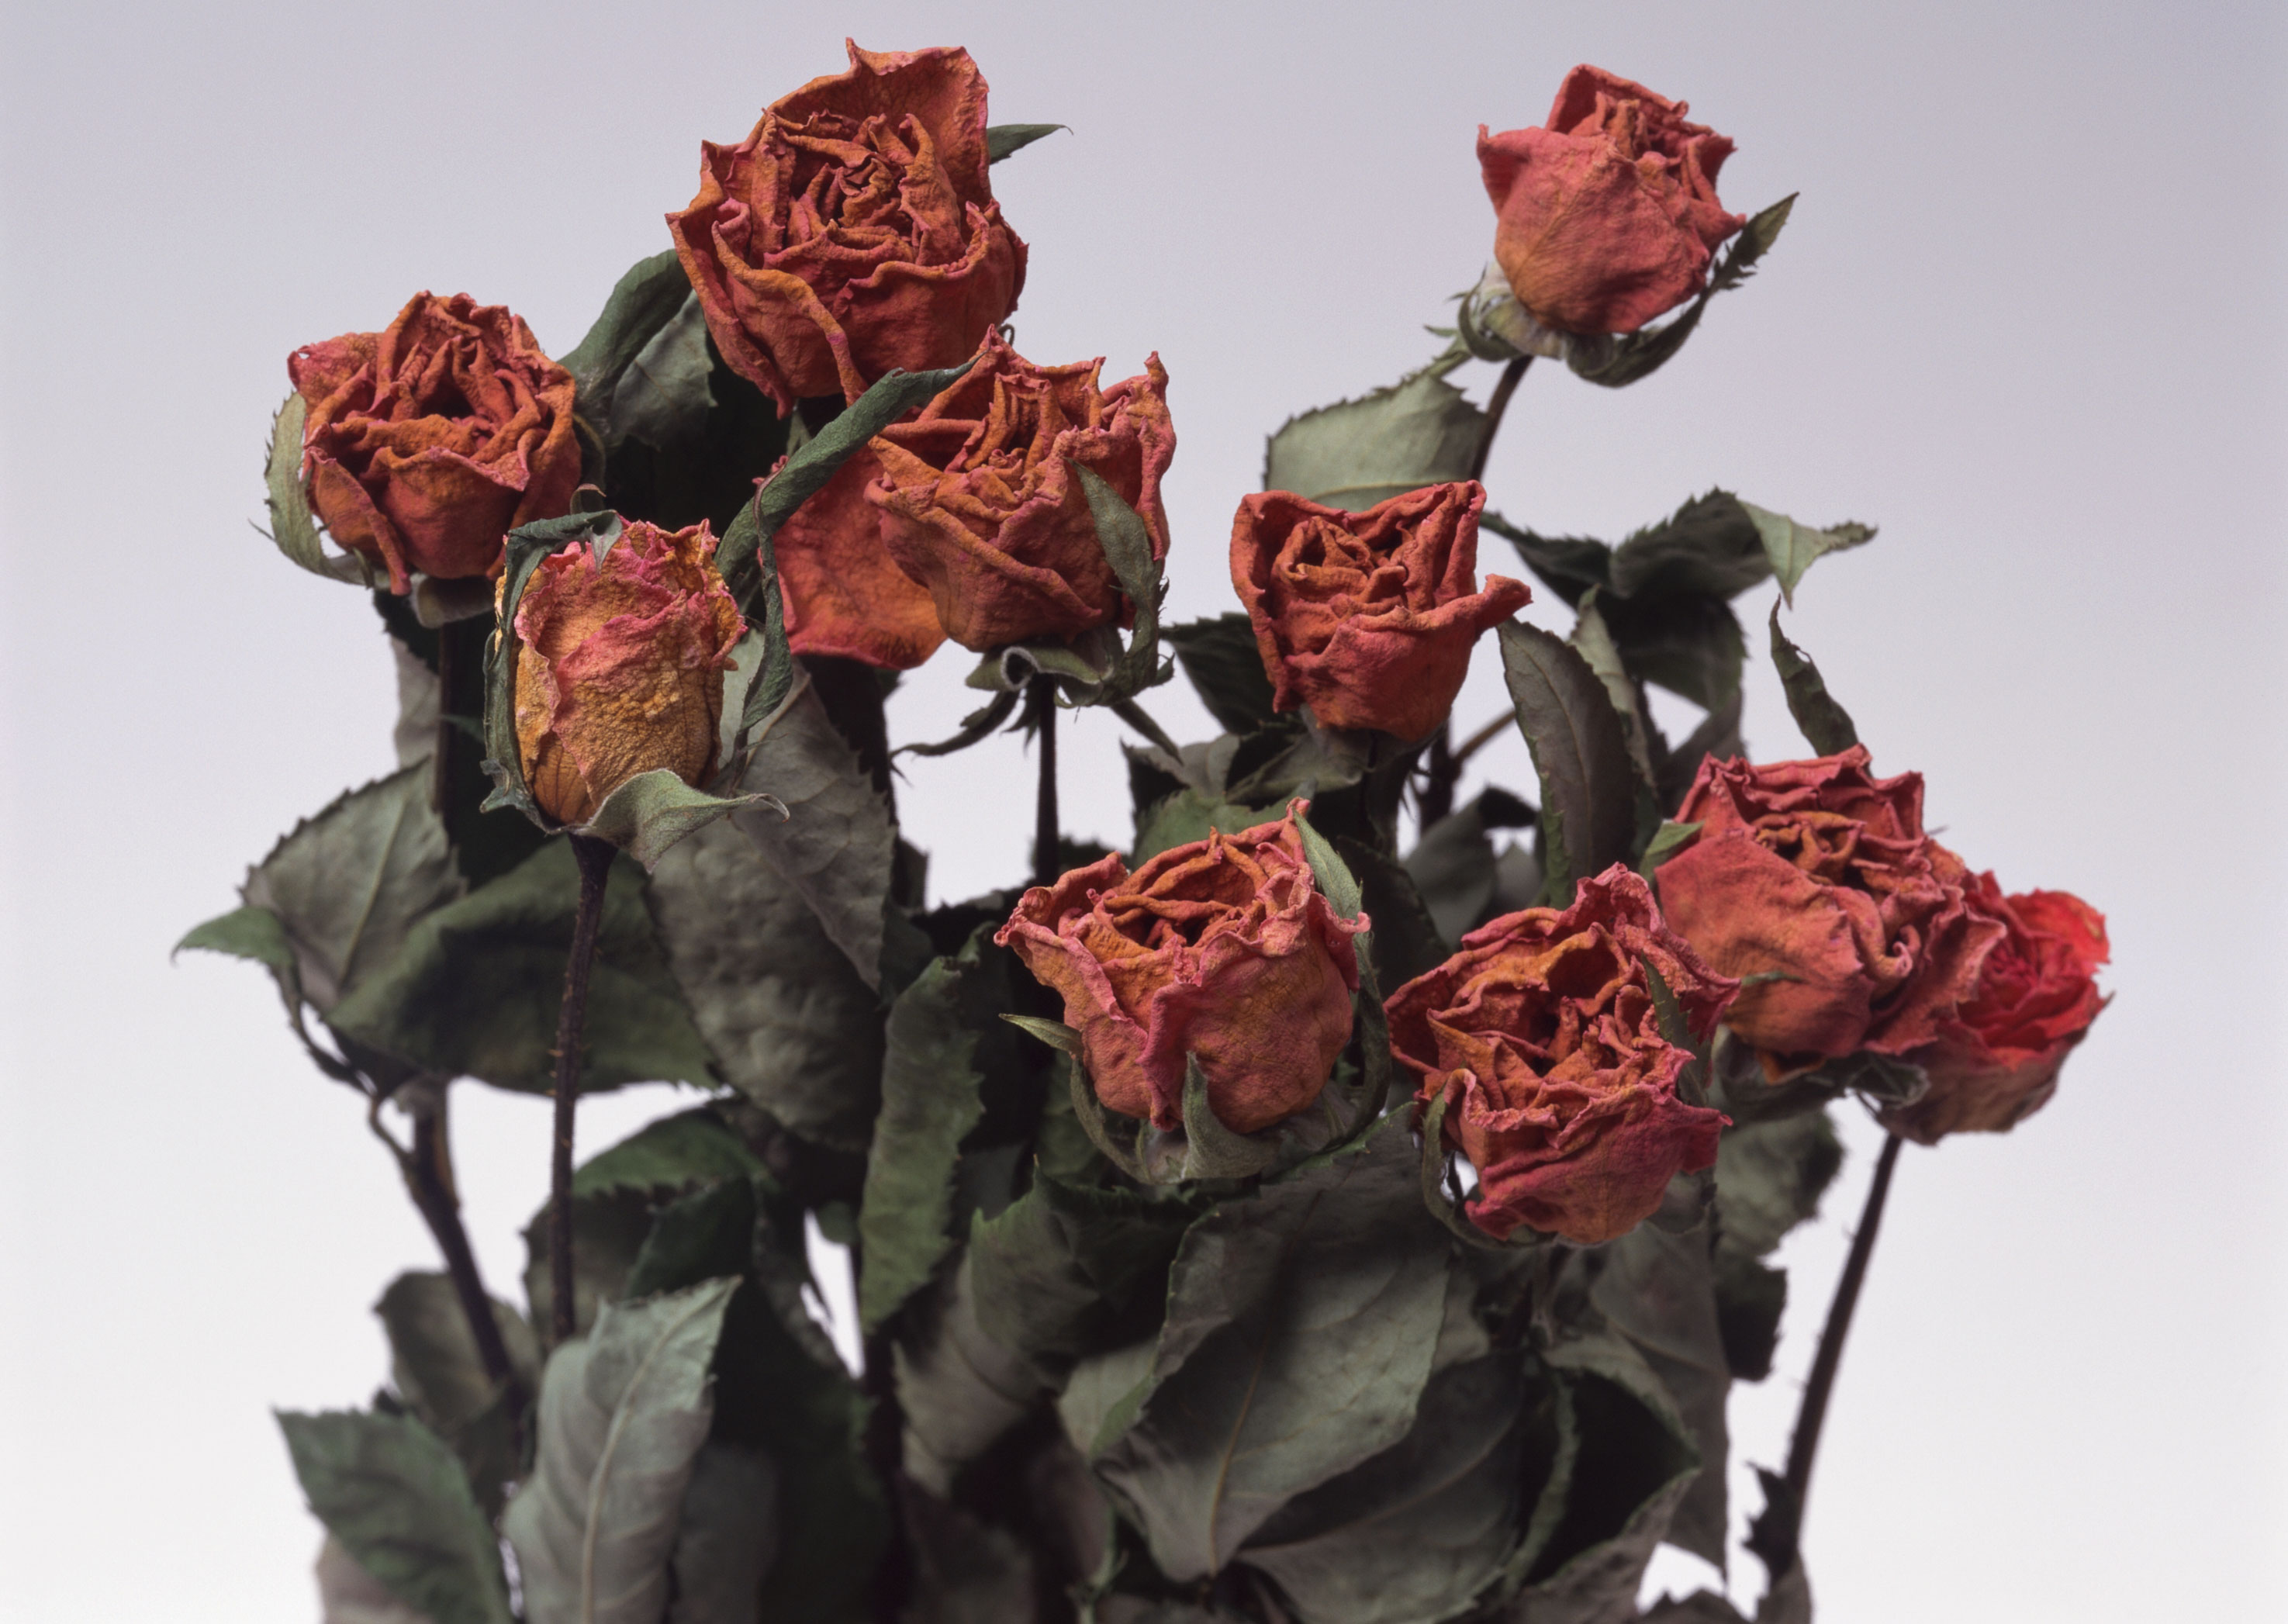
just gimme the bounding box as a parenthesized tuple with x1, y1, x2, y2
(668, 43, 1028, 413)
(1654, 748, 2006, 1068)
(995, 803, 1364, 1135)
(1478, 65, 1746, 336)
(289, 292, 580, 594)
(1386, 867, 1733, 1245)
(1229, 482, 1530, 738)
(512, 521, 745, 826)
(1881, 878, 2109, 1144)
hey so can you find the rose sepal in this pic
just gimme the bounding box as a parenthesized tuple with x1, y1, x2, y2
(1415, 1088, 1559, 1252)
(258, 393, 376, 586)
(573, 767, 786, 873)
(1567, 193, 1798, 389)
(985, 123, 1067, 162)
(1709, 1030, 1930, 1125)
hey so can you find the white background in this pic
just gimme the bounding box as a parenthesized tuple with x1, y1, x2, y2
(3, 2, 2283, 1619)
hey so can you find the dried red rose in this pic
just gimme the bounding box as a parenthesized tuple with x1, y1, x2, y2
(769, 438, 947, 670)
(289, 292, 579, 594)
(866, 330, 1174, 652)
(512, 521, 745, 826)
(996, 802, 1364, 1135)
(1229, 482, 1529, 738)
(668, 42, 1028, 413)
(1654, 748, 2006, 1067)
(1478, 65, 1746, 336)
(1386, 866, 1733, 1245)
(1880, 878, 2109, 1144)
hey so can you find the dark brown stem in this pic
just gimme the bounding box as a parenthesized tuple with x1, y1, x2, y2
(549, 834, 617, 1347)
(431, 618, 460, 818)
(1783, 1130, 1904, 1521)
(1031, 677, 1060, 888)
(399, 1091, 529, 1419)
(1467, 356, 1532, 485)
(1452, 710, 1516, 767)
(1418, 725, 1460, 828)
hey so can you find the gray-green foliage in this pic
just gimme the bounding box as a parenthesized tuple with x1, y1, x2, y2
(645, 807, 886, 1152)
(503, 1278, 741, 1624)
(326, 838, 714, 1094)
(316, 1537, 437, 1624)
(986, 123, 1066, 161)
(262, 392, 371, 582)
(1263, 351, 1484, 510)
(859, 942, 990, 1332)
(1089, 1119, 1453, 1581)
(1567, 194, 1796, 389)
(374, 1273, 538, 1513)
(894, 1256, 1049, 1498)
(1768, 609, 1859, 755)
(278, 1410, 513, 1624)
(664, 1443, 779, 1624)
(1497, 620, 1637, 902)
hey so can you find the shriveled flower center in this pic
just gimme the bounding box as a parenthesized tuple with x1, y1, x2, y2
(1751, 809, 1868, 885)
(779, 112, 962, 267)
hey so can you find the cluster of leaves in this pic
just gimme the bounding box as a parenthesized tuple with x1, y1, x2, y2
(192, 112, 1892, 1624)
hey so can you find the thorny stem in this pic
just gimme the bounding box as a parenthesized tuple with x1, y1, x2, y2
(1452, 710, 1516, 767)
(548, 833, 617, 1348)
(1031, 676, 1060, 888)
(1466, 355, 1532, 485)
(1783, 1130, 1905, 1525)
(403, 1094, 529, 1418)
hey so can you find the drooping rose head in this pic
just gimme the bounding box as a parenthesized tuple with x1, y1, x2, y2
(1880, 877, 2109, 1144)
(1386, 866, 1733, 1245)
(995, 802, 1364, 1135)
(1229, 482, 1530, 739)
(1654, 748, 2006, 1069)
(289, 292, 580, 594)
(512, 521, 746, 826)
(668, 42, 1028, 414)
(1478, 65, 1747, 336)
(863, 330, 1174, 652)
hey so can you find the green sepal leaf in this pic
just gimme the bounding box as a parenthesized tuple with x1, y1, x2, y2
(1743, 499, 1874, 608)
(898, 686, 1021, 760)
(261, 392, 372, 584)
(278, 1409, 514, 1624)
(856, 943, 990, 1332)
(1165, 613, 1279, 735)
(1497, 620, 1637, 904)
(1639, 819, 1702, 881)
(1001, 1014, 1083, 1056)
(1263, 350, 1484, 511)
(1291, 807, 1365, 922)
(575, 767, 783, 872)
(1567, 194, 1797, 390)
(326, 838, 715, 1094)
(1171, 1054, 1283, 1180)
(1415, 1090, 1551, 1251)
(1077, 464, 1174, 703)
(986, 123, 1067, 161)
(502, 1278, 741, 1624)
(1767, 608, 1860, 755)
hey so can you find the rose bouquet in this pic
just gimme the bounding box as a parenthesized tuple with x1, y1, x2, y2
(184, 44, 2108, 1624)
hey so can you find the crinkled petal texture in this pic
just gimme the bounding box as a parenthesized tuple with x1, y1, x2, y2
(1229, 482, 1529, 739)
(512, 521, 746, 826)
(868, 330, 1175, 651)
(668, 41, 1028, 413)
(1478, 64, 1746, 336)
(289, 292, 579, 593)
(1655, 748, 2006, 1069)
(1881, 878, 2109, 1144)
(996, 802, 1364, 1134)
(770, 439, 946, 669)
(1386, 867, 1733, 1245)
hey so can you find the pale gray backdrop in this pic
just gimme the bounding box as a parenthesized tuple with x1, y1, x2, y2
(2, 1, 2282, 1619)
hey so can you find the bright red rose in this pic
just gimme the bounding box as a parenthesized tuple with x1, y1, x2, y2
(1229, 482, 1530, 738)
(1478, 65, 1746, 336)
(1655, 748, 2006, 1068)
(289, 292, 579, 594)
(995, 802, 1364, 1135)
(512, 521, 746, 826)
(1385, 866, 1733, 1245)
(667, 42, 1028, 413)
(1880, 878, 2109, 1144)
(867, 330, 1174, 651)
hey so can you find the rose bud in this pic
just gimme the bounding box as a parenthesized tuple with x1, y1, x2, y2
(289, 292, 580, 593)
(668, 42, 1028, 413)
(1386, 866, 1733, 1245)
(995, 802, 1365, 1135)
(512, 521, 746, 827)
(1478, 65, 1746, 336)
(1229, 482, 1531, 739)
(1654, 748, 2007, 1069)
(866, 330, 1174, 651)
(1879, 878, 2109, 1144)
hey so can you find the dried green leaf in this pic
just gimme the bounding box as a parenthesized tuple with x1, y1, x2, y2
(1497, 621, 1637, 903)
(664, 1443, 778, 1624)
(986, 123, 1067, 161)
(1767, 608, 1859, 755)
(1742, 500, 1874, 608)
(579, 767, 783, 872)
(1165, 613, 1278, 735)
(1263, 353, 1484, 511)
(261, 392, 371, 583)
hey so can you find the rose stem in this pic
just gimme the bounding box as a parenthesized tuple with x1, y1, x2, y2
(399, 1090, 528, 1418)
(1466, 355, 1532, 485)
(431, 617, 460, 819)
(1782, 1129, 1905, 1539)
(548, 832, 617, 1347)
(1030, 676, 1060, 888)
